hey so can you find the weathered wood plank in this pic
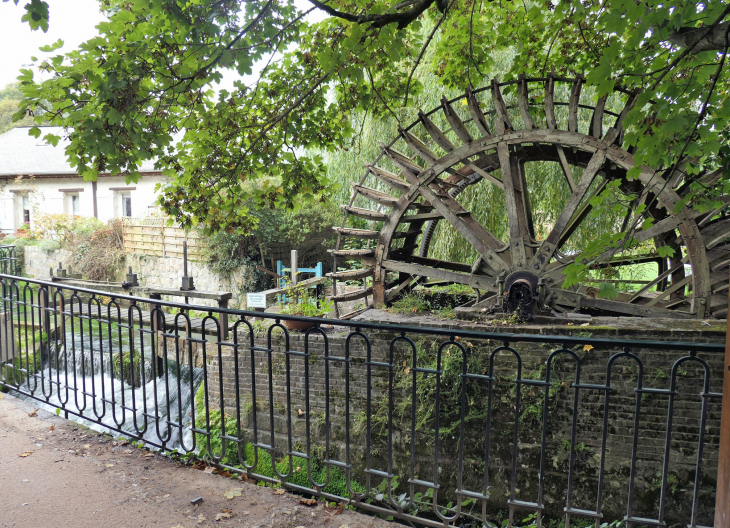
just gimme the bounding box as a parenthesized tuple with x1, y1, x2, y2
(466, 86, 491, 137)
(568, 76, 583, 133)
(341, 206, 388, 222)
(419, 110, 456, 153)
(366, 164, 410, 192)
(441, 96, 474, 143)
(491, 78, 513, 134)
(381, 259, 496, 290)
(517, 74, 534, 131)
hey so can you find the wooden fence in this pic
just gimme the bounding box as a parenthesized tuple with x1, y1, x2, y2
(121, 218, 294, 266)
(121, 217, 205, 260)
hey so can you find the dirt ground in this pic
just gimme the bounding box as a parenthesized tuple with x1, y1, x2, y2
(0, 392, 396, 528)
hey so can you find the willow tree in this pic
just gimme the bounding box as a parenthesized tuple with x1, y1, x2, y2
(8, 0, 730, 246)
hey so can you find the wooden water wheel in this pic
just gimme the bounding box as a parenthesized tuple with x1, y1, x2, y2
(328, 75, 730, 320)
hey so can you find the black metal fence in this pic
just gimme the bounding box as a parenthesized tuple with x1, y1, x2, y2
(0, 245, 19, 275)
(0, 272, 725, 528)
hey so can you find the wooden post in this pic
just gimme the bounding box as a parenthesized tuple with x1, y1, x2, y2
(218, 298, 229, 340)
(291, 250, 298, 286)
(717, 272, 730, 527)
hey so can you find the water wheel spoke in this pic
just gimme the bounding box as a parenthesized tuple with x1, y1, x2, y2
(497, 145, 533, 268)
(491, 78, 513, 134)
(531, 149, 608, 274)
(558, 178, 608, 248)
(627, 258, 688, 303)
(556, 146, 577, 191)
(416, 183, 509, 274)
(381, 259, 496, 291)
(645, 275, 692, 307)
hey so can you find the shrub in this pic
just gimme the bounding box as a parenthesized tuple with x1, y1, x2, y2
(38, 239, 60, 252)
(71, 219, 125, 281)
(33, 213, 103, 243)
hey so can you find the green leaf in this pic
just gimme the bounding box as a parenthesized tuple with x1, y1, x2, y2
(598, 283, 619, 300)
(656, 245, 675, 258)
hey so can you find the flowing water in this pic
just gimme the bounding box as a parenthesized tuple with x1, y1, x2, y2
(11, 320, 203, 452)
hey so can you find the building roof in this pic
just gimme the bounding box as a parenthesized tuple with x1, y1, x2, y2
(0, 126, 161, 177)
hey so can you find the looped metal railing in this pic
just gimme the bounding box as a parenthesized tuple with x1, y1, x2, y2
(0, 272, 725, 528)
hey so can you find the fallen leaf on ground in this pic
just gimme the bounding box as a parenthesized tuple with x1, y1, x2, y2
(580, 322, 590, 327)
(83, 444, 91, 449)
(196, 514, 206, 524)
(213, 468, 231, 477)
(224, 488, 243, 499)
(583, 344, 594, 351)
(299, 498, 317, 506)
(203, 466, 215, 474)
(297, 408, 304, 416)
(272, 489, 285, 495)
(215, 512, 233, 521)
(49, 425, 55, 431)
(105, 464, 115, 468)
(27, 409, 38, 417)
(18, 452, 33, 457)
(144, 452, 155, 457)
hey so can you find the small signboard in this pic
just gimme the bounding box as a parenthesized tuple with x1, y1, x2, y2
(246, 292, 267, 309)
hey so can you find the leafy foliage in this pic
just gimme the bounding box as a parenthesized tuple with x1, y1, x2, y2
(0, 83, 37, 134)
(6, 0, 729, 270)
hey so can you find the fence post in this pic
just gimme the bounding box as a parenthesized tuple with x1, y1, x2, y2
(291, 250, 298, 286)
(717, 272, 730, 527)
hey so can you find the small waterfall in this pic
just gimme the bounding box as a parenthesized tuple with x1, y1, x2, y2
(15, 325, 204, 452)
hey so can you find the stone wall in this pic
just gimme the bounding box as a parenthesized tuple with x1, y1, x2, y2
(22, 246, 74, 279)
(125, 253, 252, 308)
(21, 247, 254, 309)
(191, 316, 725, 525)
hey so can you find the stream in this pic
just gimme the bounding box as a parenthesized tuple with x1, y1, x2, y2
(11, 320, 204, 452)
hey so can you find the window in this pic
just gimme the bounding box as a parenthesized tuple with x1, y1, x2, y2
(22, 195, 30, 224)
(65, 193, 80, 216)
(112, 188, 136, 218)
(12, 192, 32, 230)
(122, 192, 132, 217)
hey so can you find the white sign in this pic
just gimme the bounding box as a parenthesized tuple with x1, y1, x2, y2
(246, 292, 267, 309)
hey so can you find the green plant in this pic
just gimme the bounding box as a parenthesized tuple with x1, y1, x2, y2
(111, 347, 143, 387)
(70, 219, 125, 281)
(278, 281, 333, 317)
(388, 291, 430, 314)
(38, 239, 60, 252)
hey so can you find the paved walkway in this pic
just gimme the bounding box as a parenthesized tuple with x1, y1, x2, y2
(0, 392, 394, 528)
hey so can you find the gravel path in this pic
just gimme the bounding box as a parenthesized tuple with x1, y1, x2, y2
(0, 392, 396, 528)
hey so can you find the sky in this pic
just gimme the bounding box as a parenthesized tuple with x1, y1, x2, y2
(0, 0, 106, 89)
(0, 0, 326, 92)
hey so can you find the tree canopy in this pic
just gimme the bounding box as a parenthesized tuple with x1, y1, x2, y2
(7, 0, 730, 235)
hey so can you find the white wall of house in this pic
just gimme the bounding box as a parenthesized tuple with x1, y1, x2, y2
(0, 174, 167, 233)
(1, 126, 171, 234)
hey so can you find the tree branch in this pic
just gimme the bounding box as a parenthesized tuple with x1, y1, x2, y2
(307, 0, 436, 29)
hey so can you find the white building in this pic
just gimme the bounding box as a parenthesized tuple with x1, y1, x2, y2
(0, 126, 168, 234)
